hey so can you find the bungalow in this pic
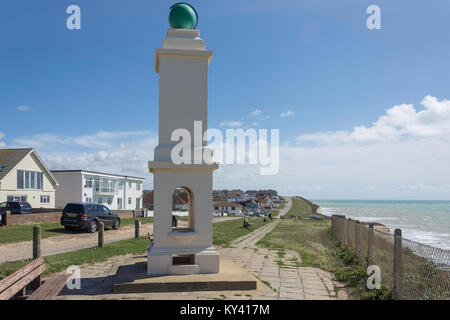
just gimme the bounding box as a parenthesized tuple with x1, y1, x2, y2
(0, 148, 58, 208)
(236, 193, 251, 202)
(258, 189, 278, 197)
(257, 195, 274, 212)
(244, 200, 263, 216)
(213, 201, 244, 216)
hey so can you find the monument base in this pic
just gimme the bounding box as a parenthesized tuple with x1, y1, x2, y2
(114, 256, 257, 294)
(147, 244, 220, 275)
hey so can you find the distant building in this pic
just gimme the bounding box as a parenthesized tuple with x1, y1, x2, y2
(52, 170, 144, 210)
(257, 195, 274, 212)
(213, 201, 244, 216)
(143, 190, 154, 209)
(173, 188, 189, 211)
(258, 189, 278, 196)
(245, 190, 258, 198)
(0, 148, 58, 208)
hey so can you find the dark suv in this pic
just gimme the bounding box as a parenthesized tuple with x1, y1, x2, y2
(60, 202, 121, 233)
(0, 201, 33, 215)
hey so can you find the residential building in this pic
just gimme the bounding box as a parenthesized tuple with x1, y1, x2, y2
(257, 195, 274, 212)
(143, 190, 154, 209)
(213, 201, 244, 216)
(0, 148, 58, 208)
(245, 200, 263, 216)
(258, 189, 278, 197)
(245, 190, 258, 199)
(173, 188, 189, 211)
(52, 170, 145, 210)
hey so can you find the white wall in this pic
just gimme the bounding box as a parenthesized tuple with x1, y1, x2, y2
(53, 172, 83, 209)
(52, 171, 143, 210)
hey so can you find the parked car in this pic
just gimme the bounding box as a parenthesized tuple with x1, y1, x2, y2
(60, 202, 120, 233)
(0, 201, 33, 215)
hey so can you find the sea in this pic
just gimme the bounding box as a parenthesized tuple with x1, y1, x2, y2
(313, 200, 450, 251)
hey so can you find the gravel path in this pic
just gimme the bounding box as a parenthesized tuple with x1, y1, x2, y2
(0, 216, 239, 263)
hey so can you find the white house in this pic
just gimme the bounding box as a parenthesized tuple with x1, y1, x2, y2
(0, 148, 58, 208)
(213, 201, 244, 216)
(52, 170, 145, 210)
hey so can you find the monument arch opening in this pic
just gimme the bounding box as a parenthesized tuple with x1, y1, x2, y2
(172, 186, 194, 232)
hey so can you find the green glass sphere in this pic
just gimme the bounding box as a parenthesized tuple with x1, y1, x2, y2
(169, 3, 198, 29)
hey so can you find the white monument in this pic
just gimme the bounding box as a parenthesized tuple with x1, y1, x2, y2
(147, 6, 220, 275)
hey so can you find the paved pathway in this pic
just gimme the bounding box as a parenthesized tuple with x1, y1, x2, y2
(277, 197, 292, 219)
(0, 217, 239, 263)
(219, 197, 348, 300)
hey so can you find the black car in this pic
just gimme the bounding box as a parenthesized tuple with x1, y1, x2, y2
(0, 201, 33, 215)
(60, 202, 120, 233)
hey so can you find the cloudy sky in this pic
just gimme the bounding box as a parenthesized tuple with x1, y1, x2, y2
(1, 1, 450, 199)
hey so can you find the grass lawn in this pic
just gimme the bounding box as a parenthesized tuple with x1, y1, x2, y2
(0, 216, 269, 279)
(213, 217, 269, 247)
(257, 218, 390, 299)
(284, 197, 318, 219)
(0, 217, 154, 245)
(257, 219, 340, 269)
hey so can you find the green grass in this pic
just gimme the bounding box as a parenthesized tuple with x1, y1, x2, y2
(0, 216, 269, 280)
(0, 217, 154, 245)
(0, 236, 151, 279)
(213, 217, 270, 247)
(284, 197, 318, 219)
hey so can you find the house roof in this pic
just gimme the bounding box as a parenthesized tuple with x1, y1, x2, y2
(0, 148, 58, 186)
(143, 190, 154, 204)
(213, 201, 242, 207)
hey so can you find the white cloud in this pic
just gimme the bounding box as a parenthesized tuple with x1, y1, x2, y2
(17, 105, 31, 112)
(281, 110, 294, 117)
(250, 109, 262, 116)
(11, 130, 157, 188)
(6, 95, 450, 199)
(219, 120, 243, 128)
(13, 130, 152, 150)
(298, 96, 450, 146)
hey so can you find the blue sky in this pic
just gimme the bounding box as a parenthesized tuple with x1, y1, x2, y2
(1, 1, 450, 199)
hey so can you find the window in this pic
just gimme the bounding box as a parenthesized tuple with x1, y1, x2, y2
(17, 170, 43, 190)
(40, 195, 50, 204)
(85, 178, 93, 188)
(7, 195, 27, 202)
(98, 197, 103, 204)
(107, 198, 112, 205)
(85, 197, 92, 203)
(128, 182, 132, 188)
(128, 197, 132, 205)
(136, 183, 141, 191)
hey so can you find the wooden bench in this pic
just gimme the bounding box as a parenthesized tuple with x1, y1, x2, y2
(0, 257, 69, 300)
